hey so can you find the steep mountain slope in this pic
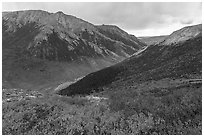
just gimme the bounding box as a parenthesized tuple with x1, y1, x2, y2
(139, 35, 167, 46)
(59, 24, 202, 96)
(2, 10, 145, 89)
(96, 25, 146, 49)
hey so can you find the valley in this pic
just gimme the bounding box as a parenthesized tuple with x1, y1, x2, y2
(2, 9, 202, 135)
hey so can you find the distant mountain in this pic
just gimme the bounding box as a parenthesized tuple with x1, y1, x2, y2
(138, 24, 202, 46)
(159, 24, 202, 45)
(139, 35, 167, 46)
(2, 10, 145, 89)
(59, 24, 202, 96)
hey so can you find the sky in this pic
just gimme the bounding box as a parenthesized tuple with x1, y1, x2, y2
(2, 2, 202, 37)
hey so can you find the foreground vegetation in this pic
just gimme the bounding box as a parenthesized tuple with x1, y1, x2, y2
(2, 80, 202, 135)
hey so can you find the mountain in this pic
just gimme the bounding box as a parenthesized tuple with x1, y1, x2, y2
(2, 10, 145, 89)
(158, 24, 202, 45)
(138, 24, 202, 46)
(139, 35, 167, 46)
(58, 24, 202, 96)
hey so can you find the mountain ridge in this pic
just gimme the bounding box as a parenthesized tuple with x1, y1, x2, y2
(3, 10, 145, 61)
(158, 24, 202, 45)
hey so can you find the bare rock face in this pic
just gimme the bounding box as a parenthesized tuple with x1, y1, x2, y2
(158, 24, 202, 45)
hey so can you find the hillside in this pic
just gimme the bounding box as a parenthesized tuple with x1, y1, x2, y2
(55, 24, 202, 135)
(159, 24, 202, 45)
(139, 24, 202, 46)
(59, 24, 202, 96)
(96, 25, 146, 48)
(2, 10, 145, 90)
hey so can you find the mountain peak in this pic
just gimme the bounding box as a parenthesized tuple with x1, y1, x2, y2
(55, 11, 64, 15)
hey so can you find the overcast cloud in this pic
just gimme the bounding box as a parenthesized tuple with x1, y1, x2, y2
(2, 2, 202, 36)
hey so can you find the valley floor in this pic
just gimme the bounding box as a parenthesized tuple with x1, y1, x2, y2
(2, 78, 202, 135)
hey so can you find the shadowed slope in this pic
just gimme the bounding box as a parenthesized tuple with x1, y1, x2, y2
(59, 26, 202, 96)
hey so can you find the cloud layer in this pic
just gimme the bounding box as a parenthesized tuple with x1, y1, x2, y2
(2, 2, 202, 36)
